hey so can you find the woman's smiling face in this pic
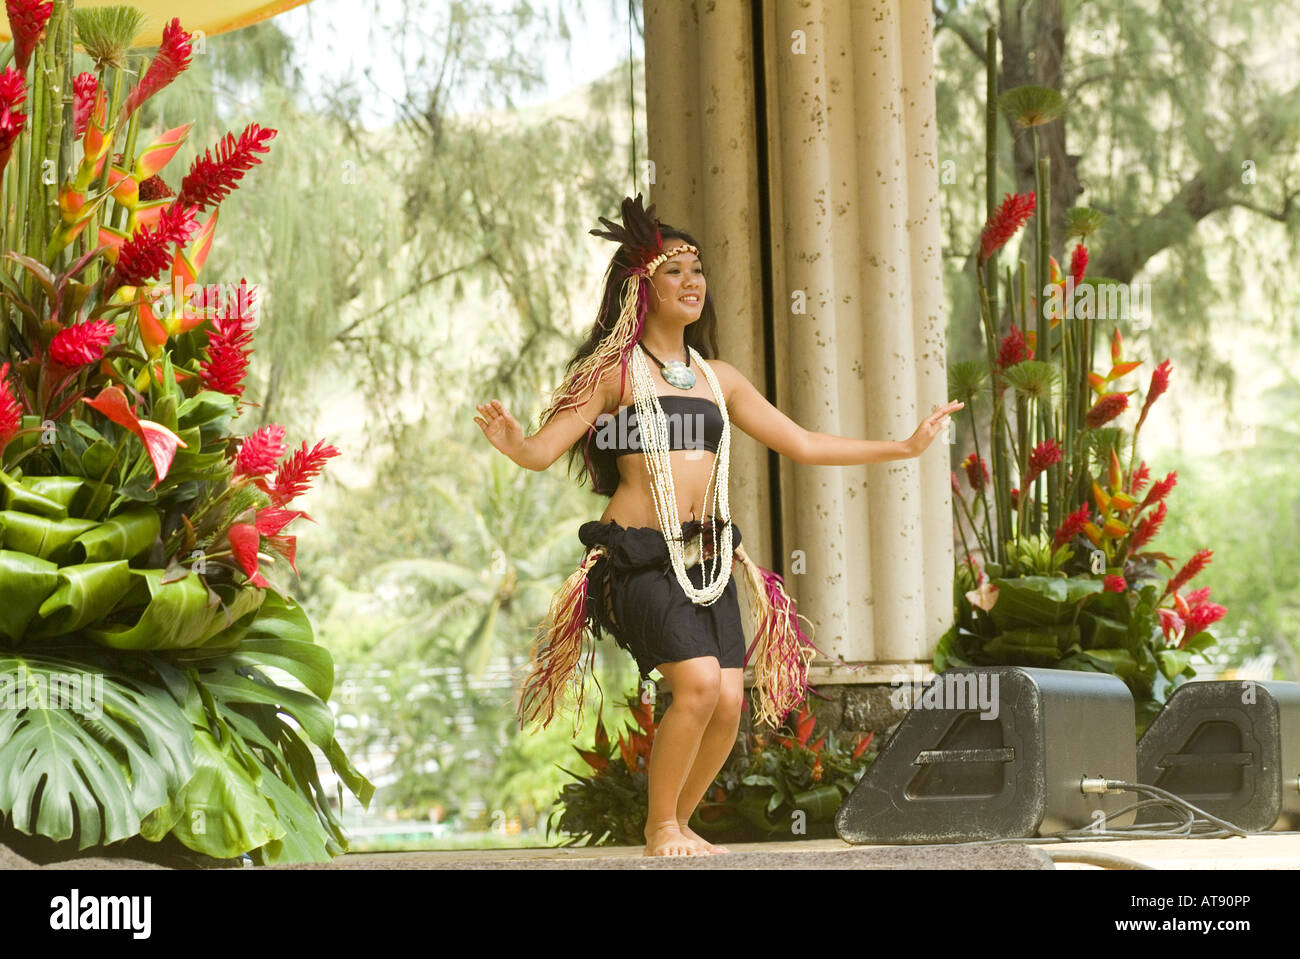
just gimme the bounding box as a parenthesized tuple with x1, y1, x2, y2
(648, 243, 706, 320)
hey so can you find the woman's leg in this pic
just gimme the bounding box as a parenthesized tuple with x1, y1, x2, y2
(674, 667, 744, 853)
(642, 656, 720, 856)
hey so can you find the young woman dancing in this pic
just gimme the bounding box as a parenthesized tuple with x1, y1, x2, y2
(474, 194, 961, 857)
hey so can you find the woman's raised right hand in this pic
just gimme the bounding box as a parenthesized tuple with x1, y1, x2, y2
(474, 400, 526, 460)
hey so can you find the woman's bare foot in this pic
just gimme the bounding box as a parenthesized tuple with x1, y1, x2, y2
(678, 820, 729, 854)
(643, 821, 703, 856)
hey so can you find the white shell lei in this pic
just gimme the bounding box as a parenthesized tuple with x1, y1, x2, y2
(629, 343, 733, 605)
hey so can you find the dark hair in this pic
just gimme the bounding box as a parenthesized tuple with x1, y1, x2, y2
(549, 225, 719, 496)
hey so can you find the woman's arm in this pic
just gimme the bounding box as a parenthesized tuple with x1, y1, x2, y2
(711, 359, 961, 466)
(474, 370, 618, 471)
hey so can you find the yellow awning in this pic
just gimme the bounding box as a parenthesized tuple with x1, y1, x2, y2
(0, 0, 313, 47)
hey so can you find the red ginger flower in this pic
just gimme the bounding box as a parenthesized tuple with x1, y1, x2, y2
(0, 361, 22, 447)
(72, 72, 98, 138)
(200, 311, 255, 397)
(234, 424, 286, 478)
(122, 18, 193, 118)
(1085, 392, 1129, 429)
(1181, 602, 1227, 646)
(1054, 503, 1090, 549)
(49, 319, 115, 368)
(1136, 359, 1173, 431)
(0, 65, 27, 169)
(1023, 438, 1063, 487)
(1069, 243, 1088, 287)
(1162, 548, 1213, 600)
(1103, 574, 1126, 593)
(1010, 487, 1020, 510)
(176, 123, 277, 211)
(138, 173, 174, 201)
(1129, 460, 1150, 495)
(6, 0, 52, 73)
(1130, 500, 1167, 549)
(978, 192, 1036, 266)
(109, 202, 199, 291)
(961, 453, 989, 491)
(1140, 470, 1177, 510)
(266, 439, 341, 507)
(997, 323, 1030, 370)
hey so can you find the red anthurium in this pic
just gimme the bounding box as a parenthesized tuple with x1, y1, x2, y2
(82, 384, 187, 487)
(0, 361, 22, 448)
(227, 521, 269, 588)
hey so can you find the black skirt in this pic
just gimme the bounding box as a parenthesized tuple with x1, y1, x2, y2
(579, 518, 746, 680)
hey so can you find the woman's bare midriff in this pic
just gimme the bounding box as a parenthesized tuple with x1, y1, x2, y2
(599, 448, 723, 531)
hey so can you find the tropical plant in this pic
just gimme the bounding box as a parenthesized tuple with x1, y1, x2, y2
(939, 58, 1227, 734)
(0, 2, 371, 863)
(549, 694, 877, 845)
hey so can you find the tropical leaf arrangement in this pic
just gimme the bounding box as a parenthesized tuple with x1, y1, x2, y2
(940, 79, 1227, 736)
(0, 1, 372, 864)
(549, 693, 876, 845)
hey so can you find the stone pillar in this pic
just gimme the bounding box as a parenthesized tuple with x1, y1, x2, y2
(644, 0, 949, 737)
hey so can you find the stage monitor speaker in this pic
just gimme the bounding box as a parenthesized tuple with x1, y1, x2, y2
(835, 667, 1137, 844)
(1136, 679, 1300, 830)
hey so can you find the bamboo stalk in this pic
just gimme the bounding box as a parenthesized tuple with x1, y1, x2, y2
(983, 26, 999, 326)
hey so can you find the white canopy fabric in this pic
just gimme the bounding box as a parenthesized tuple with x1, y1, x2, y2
(0, 0, 313, 46)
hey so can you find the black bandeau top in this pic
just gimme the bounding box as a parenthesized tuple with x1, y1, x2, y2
(593, 395, 724, 457)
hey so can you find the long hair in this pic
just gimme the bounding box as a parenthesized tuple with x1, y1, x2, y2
(543, 224, 720, 496)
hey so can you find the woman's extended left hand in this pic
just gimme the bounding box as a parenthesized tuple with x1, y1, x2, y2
(905, 400, 964, 457)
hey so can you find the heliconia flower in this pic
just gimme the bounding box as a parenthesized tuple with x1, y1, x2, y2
(1082, 521, 1102, 547)
(1087, 371, 1107, 395)
(1136, 359, 1173, 431)
(997, 323, 1030, 370)
(961, 452, 989, 491)
(0, 361, 22, 447)
(1108, 449, 1122, 490)
(852, 731, 875, 760)
(129, 122, 193, 183)
(1023, 439, 1062, 487)
(72, 72, 98, 139)
(1053, 503, 1090, 549)
(1130, 500, 1167, 549)
(1162, 548, 1213, 600)
(176, 122, 277, 211)
(0, 65, 27, 172)
(978, 192, 1036, 266)
(1092, 480, 1111, 513)
(82, 384, 188, 488)
(48, 319, 115, 368)
(265, 439, 341, 508)
(1111, 327, 1123, 364)
(1103, 574, 1126, 593)
(1140, 470, 1177, 510)
(122, 18, 193, 118)
(107, 202, 200, 292)
(1085, 392, 1129, 429)
(199, 312, 255, 397)
(227, 522, 270, 588)
(1102, 517, 1128, 538)
(1069, 243, 1088, 287)
(1108, 491, 1138, 511)
(6, 0, 53, 73)
(233, 424, 286, 478)
(1129, 460, 1150, 495)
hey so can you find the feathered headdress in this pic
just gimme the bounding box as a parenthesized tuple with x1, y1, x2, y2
(537, 194, 699, 484)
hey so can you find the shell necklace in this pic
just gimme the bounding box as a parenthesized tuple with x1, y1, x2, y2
(629, 342, 733, 604)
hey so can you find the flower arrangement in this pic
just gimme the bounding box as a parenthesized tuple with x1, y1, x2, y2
(939, 79, 1226, 734)
(549, 693, 876, 845)
(0, 1, 371, 864)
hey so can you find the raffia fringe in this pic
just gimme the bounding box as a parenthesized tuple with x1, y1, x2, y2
(734, 543, 818, 730)
(537, 273, 644, 427)
(514, 545, 608, 738)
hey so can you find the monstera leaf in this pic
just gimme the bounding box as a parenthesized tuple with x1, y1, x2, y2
(0, 653, 195, 848)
